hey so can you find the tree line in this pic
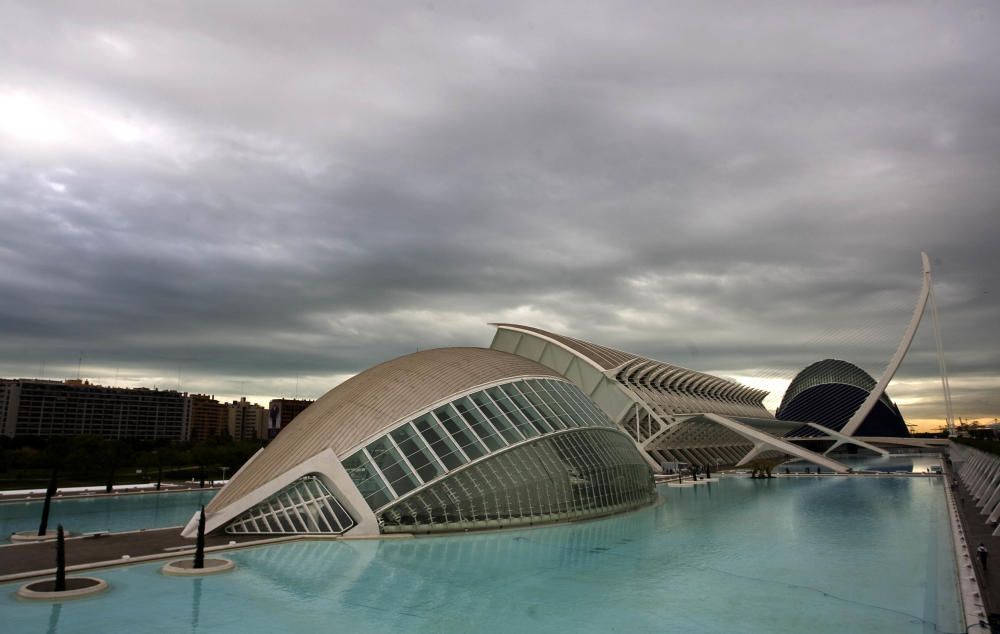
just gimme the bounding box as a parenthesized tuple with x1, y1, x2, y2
(0, 435, 267, 489)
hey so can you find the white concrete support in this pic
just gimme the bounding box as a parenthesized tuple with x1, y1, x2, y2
(974, 468, 1000, 508)
(183, 448, 379, 538)
(966, 455, 993, 496)
(979, 482, 1000, 521)
(949, 444, 1000, 525)
(808, 423, 890, 457)
(962, 454, 982, 483)
(967, 454, 992, 489)
(973, 460, 1000, 503)
(943, 465, 991, 633)
(958, 451, 983, 483)
(987, 497, 1000, 526)
(696, 413, 850, 473)
(736, 443, 770, 466)
(841, 253, 932, 437)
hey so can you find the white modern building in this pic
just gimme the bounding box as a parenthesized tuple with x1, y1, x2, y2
(489, 324, 868, 474)
(188, 347, 657, 538)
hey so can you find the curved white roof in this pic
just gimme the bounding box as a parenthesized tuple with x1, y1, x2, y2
(208, 347, 562, 512)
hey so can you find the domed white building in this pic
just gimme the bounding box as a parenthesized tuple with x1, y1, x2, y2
(186, 347, 656, 538)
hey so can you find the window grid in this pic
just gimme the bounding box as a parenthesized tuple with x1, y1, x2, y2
(433, 405, 488, 460)
(500, 383, 552, 434)
(528, 380, 577, 429)
(452, 397, 508, 451)
(342, 379, 644, 514)
(469, 392, 523, 445)
(391, 423, 447, 481)
(518, 382, 564, 431)
(489, 388, 541, 438)
(226, 476, 355, 535)
(377, 428, 654, 532)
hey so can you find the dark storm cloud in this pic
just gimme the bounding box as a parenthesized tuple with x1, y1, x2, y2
(1, 1, 998, 426)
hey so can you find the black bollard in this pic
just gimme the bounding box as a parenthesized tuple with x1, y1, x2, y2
(55, 525, 66, 592)
(194, 506, 206, 569)
(38, 469, 57, 537)
(105, 460, 116, 494)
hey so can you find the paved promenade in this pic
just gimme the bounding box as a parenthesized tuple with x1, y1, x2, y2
(953, 463, 1000, 628)
(0, 527, 269, 580)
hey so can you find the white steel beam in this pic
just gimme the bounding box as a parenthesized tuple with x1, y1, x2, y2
(841, 253, 932, 437)
(688, 413, 850, 473)
(805, 423, 890, 457)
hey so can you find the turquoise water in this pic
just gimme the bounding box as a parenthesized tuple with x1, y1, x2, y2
(1, 490, 216, 537)
(786, 453, 942, 473)
(1, 476, 961, 633)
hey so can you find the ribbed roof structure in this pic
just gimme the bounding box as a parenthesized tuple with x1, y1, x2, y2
(776, 358, 907, 437)
(493, 323, 769, 408)
(492, 323, 636, 370)
(777, 359, 892, 413)
(208, 347, 562, 512)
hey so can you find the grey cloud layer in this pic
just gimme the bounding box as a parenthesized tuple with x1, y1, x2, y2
(1, 1, 998, 424)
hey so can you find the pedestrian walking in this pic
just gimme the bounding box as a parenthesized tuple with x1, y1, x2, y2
(978, 543, 989, 570)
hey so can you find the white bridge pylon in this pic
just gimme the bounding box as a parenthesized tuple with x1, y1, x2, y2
(839, 252, 954, 438)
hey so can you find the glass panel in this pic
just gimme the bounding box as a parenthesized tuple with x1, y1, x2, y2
(434, 406, 486, 460)
(276, 513, 293, 532)
(478, 389, 525, 443)
(486, 390, 536, 440)
(500, 383, 550, 434)
(545, 380, 585, 427)
(536, 380, 579, 428)
(330, 501, 353, 529)
(366, 438, 421, 497)
(391, 423, 445, 482)
(376, 428, 655, 533)
(555, 380, 608, 427)
(511, 382, 557, 432)
(413, 414, 467, 469)
(453, 397, 505, 451)
(318, 503, 340, 532)
(342, 451, 393, 508)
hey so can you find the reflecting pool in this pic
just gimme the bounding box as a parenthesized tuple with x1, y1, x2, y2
(1, 490, 216, 537)
(1, 476, 961, 633)
(786, 452, 943, 473)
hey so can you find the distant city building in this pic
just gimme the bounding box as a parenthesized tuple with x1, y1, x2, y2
(188, 394, 229, 441)
(0, 378, 189, 441)
(266, 398, 314, 438)
(228, 397, 268, 440)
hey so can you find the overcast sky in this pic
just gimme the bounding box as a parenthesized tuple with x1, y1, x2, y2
(1, 1, 998, 431)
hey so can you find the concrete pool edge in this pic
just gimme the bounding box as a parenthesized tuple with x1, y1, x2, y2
(0, 483, 224, 506)
(2, 470, 969, 627)
(0, 535, 301, 584)
(944, 467, 989, 633)
(0, 489, 664, 581)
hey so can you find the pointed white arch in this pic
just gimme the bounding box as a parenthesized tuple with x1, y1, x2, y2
(840, 252, 933, 437)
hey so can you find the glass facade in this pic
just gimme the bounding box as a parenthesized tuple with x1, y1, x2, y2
(342, 379, 619, 512)
(338, 377, 654, 533)
(225, 476, 355, 535)
(379, 428, 655, 532)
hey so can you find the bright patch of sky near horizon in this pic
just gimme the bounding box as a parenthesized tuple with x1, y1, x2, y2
(1, 1, 998, 432)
